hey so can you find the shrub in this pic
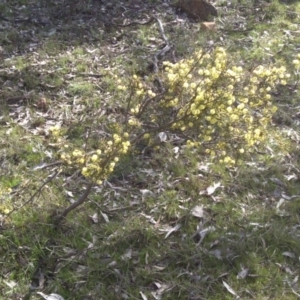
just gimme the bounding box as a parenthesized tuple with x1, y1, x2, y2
(51, 48, 295, 183)
(129, 47, 292, 165)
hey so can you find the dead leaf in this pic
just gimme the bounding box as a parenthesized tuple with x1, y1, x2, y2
(4, 280, 17, 289)
(206, 182, 221, 195)
(48, 28, 57, 36)
(222, 281, 239, 298)
(151, 282, 170, 299)
(140, 291, 148, 300)
(121, 249, 132, 261)
(100, 211, 109, 223)
(237, 267, 249, 279)
(275, 263, 293, 274)
(209, 249, 222, 260)
(284, 174, 297, 181)
(107, 260, 117, 267)
(158, 132, 167, 142)
(191, 205, 204, 218)
(196, 226, 215, 245)
(270, 177, 286, 187)
(90, 213, 98, 224)
(291, 275, 299, 287)
(36, 292, 65, 300)
(164, 224, 181, 239)
(201, 22, 217, 31)
(283, 251, 296, 259)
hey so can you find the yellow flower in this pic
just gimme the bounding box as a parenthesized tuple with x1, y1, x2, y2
(230, 114, 238, 121)
(190, 82, 196, 89)
(91, 154, 98, 162)
(198, 69, 204, 75)
(183, 82, 189, 88)
(237, 103, 244, 110)
(224, 156, 231, 163)
(148, 90, 156, 97)
(280, 80, 287, 85)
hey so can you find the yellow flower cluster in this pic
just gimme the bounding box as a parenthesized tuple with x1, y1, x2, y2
(60, 132, 130, 184)
(159, 47, 291, 164)
(0, 186, 12, 197)
(49, 124, 61, 137)
(128, 117, 140, 126)
(293, 54, 300, 68)
(0, 187, 13, 214)
(131, 74, 146, 97)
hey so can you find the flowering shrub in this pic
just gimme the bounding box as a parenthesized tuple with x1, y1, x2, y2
(51, 48, 297, 183)
(130, 47, 293, 164)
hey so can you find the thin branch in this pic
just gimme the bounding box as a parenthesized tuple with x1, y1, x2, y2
(33, 161, 62, 170)
(7, 171, 59, 217)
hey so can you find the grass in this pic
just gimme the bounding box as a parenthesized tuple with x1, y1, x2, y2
(1, 0, 300, 299)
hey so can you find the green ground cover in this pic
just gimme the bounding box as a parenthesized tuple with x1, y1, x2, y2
(1, 0, 300, 299)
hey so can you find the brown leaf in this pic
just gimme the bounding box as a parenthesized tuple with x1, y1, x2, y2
(201, 22, 217, 32)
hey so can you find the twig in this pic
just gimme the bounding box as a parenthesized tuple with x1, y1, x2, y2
(33, 161, 62, 171)
(111, 16, 154, 27)
(77, 73, 104, 78)
(7, 171, 59, 217)
(152, 17, 172, 74)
